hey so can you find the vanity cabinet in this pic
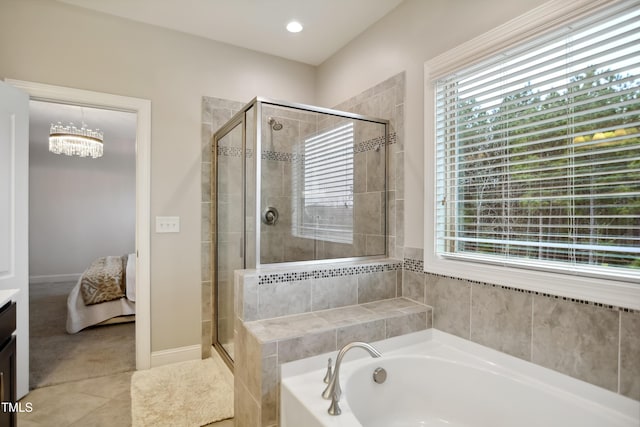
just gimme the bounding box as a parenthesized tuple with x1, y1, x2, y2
(0, 301, 16, 427)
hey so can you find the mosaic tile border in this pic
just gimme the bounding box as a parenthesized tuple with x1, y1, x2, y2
(403, 256, 637, 313)
(261, 151, 303, 162)
(217, 146, 242, 157)
(354, 132, 397, 154)
(216, 146, 254, 158)
(217, 132, 397, 160)
(258, 261, 402, 285)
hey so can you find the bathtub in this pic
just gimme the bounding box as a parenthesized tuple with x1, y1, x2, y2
(281, 330, 639, 427)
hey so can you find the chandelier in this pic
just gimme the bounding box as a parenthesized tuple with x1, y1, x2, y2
(49, 121, 104, 158)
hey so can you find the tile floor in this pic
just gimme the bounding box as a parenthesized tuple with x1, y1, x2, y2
(18, 371, 234, 427)
(24, 281, 234, 426)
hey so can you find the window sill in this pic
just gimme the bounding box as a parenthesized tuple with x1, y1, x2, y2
(423, 250, 640, 311)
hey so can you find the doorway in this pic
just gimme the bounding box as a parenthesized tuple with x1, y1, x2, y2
(28, 100, 137, 387)
(6, 79, 152, 373)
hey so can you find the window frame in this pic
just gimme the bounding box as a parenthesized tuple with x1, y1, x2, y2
(423, 0, 640, 310)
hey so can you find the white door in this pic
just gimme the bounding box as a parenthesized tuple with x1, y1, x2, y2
(0, 81, 29, 399)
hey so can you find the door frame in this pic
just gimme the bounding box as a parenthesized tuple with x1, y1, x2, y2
(6, 79, 152, 370)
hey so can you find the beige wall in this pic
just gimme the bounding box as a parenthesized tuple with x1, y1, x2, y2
(316, 0, 547, 249)
(29, 112, 136, 278)
(0, 0, 316, 351)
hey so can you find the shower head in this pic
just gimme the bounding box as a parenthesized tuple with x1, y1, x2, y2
(267, 117, 283, 131)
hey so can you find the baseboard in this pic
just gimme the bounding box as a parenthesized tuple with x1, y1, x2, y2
(150, 344, 201, 368)
(29, 273, 81, 284)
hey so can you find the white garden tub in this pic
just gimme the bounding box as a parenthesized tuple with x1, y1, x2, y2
(281, 330, 639, 427)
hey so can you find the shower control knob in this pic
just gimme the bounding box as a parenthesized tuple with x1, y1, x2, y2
(262, 207, 279, 225)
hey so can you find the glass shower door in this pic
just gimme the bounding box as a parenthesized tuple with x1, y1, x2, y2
(215, 119, 244, 361)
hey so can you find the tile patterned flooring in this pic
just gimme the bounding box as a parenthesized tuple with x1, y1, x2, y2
(23, 282, 235, 425)
(18, 371, 234, 426)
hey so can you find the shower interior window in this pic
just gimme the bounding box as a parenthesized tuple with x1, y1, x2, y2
(293, 122, 354, 244)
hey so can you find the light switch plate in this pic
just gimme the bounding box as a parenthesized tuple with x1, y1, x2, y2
(156, 216, 180, 233)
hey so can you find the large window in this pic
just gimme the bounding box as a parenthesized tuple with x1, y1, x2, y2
(430, 1, 639, 290)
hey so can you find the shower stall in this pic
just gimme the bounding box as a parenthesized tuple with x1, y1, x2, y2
(212, 97, 388, 365)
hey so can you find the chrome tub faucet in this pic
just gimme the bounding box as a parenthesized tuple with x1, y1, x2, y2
(322, 341, 382, 415)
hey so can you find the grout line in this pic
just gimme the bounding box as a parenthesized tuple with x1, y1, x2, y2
(617, 311, 622, 394)
(468, 283, 473, 340)
(530, 295, 535, 362)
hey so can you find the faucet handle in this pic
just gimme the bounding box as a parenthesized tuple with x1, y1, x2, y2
(328, 393, 342, 416)
(323, 358, 333, 384)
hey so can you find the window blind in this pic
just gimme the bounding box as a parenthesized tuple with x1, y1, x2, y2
(435, 2, 640, 278)
(297, 122, 354, 244)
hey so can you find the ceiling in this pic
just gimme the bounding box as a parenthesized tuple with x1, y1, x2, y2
(30, 1, 403, 151)
(55, 0, 404, 65)
(29, 100, 137, 159)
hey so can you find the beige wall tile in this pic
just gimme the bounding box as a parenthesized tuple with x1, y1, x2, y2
(354, 152, 366, 193)
(402, 270, 425, 303)
(357, 270, 396, 303)
(395, 151, 404, 200)
(366, 149, 385, 192)
(532, 297, 619, 392)
(261, 355, 278, 427)
(311, 276, 358, 311)
(236, 273, 258, 322)
(258, 281, 311, 319)
(426, 276, 471, 339)
(471, 285, 532, 360)
(620, 311, 640, 400)
(337, 319, 386, 348)
(395, 199, 404, 247)
(234, 381, 260, 427)
(277, 330, 337, 364)
(365, 234, 385, 256)
(354, 192, 382, 235)
(386, 311, 429, 338)
(201, 320, 212, 358)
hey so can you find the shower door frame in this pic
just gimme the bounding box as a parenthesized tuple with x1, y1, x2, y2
(212, 111, 248, 370)
(253, 97, 390, 269)
(212, 97, 389, 366)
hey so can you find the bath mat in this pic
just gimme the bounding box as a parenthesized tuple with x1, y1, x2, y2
(131, 352, 233, 427)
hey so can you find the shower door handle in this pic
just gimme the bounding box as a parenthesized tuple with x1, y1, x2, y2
(240, 236, 243, 258)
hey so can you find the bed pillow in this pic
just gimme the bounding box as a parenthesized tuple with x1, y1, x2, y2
(80, 256, 126, 305)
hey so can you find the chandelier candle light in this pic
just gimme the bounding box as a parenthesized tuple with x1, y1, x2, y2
(49, 121, 104, 158)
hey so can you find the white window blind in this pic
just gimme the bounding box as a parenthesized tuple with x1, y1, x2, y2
(435, 2, 640, 280)
(295, 122, 354, 244)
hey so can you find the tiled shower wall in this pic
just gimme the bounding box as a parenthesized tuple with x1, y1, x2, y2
(260, 106, 318, 263)
(253, 104, 389, 263)
(402, 247, 640, 401)
(332, 73, 405, 260)
(201, 76, 405, 358)
(202, 97, 245, 358)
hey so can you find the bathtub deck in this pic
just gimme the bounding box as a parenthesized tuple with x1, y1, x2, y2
(235, 297, 432, 426)
(245, 297, 431, 347)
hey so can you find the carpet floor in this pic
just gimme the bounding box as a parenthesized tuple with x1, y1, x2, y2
(30, 281, 135, 389)
(131, 352, 234, 427)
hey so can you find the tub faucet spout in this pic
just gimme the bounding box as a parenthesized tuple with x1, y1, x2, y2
(322, 341, 382, 416)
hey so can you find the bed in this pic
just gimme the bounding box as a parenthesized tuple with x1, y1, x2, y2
(66, 253, 136, 334)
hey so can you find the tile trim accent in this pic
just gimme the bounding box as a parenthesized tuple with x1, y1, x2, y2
(217, 132, 398, 160)
(403, 256, 637, 313)
(354, 132, 397, 153)
(258, 260, 402, 285)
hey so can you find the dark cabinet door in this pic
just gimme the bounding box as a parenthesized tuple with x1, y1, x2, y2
(0, 335, 16, 427)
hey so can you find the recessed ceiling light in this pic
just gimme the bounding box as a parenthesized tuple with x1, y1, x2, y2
(286, 21, 303, 33)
